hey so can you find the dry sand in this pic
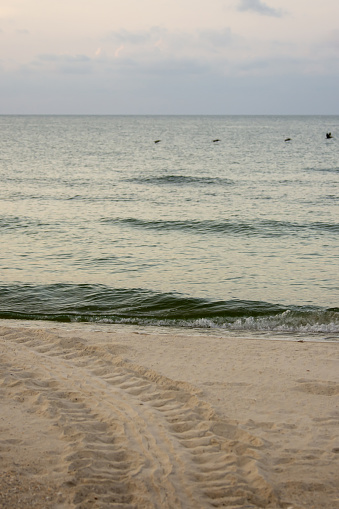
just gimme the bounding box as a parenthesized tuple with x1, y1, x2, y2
(0, 321, 338, 508)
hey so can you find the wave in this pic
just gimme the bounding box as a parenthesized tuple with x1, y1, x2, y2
(127, 175, 235, 186)
(2, 214, 338, 238)
(308, 167, 339, 174)
(100, 217, 339, 236)
(0, 216, 50, 231)
(0, 284, 338, 334)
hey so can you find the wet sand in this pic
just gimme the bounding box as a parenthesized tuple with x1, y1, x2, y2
(0, 321, 338, 508)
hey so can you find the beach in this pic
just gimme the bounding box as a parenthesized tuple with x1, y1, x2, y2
(0, 321, 338, 508)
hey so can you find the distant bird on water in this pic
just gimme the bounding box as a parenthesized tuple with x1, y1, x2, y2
(213, 139, 220, 142)
(154, 140, 161, 144)
(326, 132, 333, 139)
(285, 138, 291, 142)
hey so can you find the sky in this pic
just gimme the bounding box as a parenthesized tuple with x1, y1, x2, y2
(0, 0, 339, 114)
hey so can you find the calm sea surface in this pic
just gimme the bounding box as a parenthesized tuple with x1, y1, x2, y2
(0, 115, 338, 338)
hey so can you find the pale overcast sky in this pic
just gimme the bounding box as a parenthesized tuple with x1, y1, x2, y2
(1, 0, 338, 114)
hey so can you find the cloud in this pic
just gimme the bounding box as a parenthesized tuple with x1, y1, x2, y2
(237, 0, 283, 17)
(139, 57, 210, 77)
(38, 53, 90, 63)
(33, 53, 93, 74)
(114, 44, 124, 58)
(101, 26, 237, 65)
(104, 27, 171, 60)
(199, 28, 233, 48)
(1, 61, 338, 115)
(326, 29, 339, 49)
(105, 26, 166, 46)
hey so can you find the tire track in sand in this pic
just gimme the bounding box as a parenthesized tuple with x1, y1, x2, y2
(0, 326, 281, 508)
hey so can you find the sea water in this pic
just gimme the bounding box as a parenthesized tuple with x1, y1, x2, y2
(0, 115, 338, 339)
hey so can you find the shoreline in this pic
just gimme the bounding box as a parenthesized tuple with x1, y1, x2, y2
(1, 318, 338, 343)
(1, 320, 338, 508)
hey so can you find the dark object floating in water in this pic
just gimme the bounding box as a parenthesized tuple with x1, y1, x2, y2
(326, 132, 333, 139)
(154, 140, 161, 144)
(213, 139, 220, 142)
(285, 138, 291, 142)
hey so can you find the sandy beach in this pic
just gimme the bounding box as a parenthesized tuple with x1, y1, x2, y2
(0, 321, 338, 508)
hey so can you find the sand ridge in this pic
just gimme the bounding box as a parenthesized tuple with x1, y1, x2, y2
(0, 323, 338, 508)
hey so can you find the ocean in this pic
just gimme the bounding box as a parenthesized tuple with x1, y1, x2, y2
(0, 115, 338, 340)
